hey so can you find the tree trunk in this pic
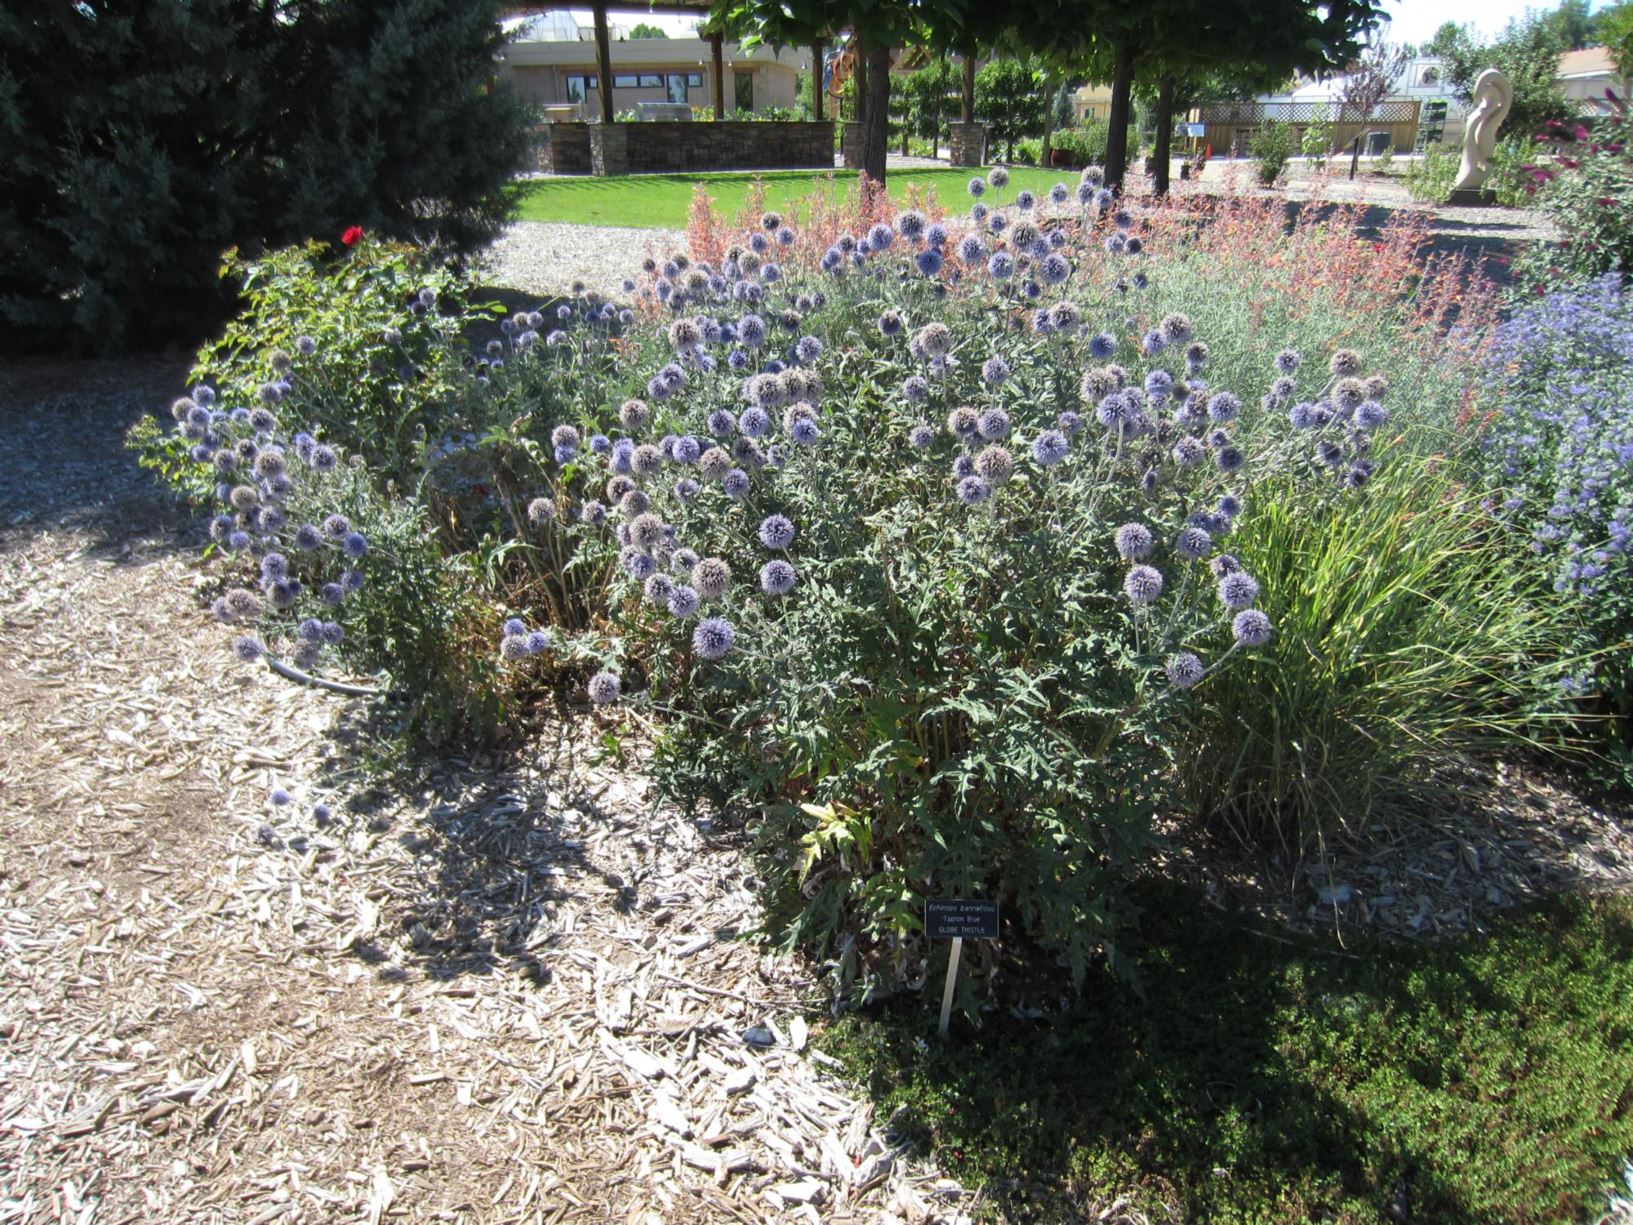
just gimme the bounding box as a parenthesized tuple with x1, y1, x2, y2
(1153, 71, 1175, 196)
(962, 53, 975, 125)
(862, 41, 891, 184)
(1040, 71, 1055, 167)
(1104, 41, 1136, 192)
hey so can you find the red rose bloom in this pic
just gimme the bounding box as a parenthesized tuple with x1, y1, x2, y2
(341, 226, 365, 247)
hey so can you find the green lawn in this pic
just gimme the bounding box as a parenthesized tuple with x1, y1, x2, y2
(515, 166, 1074, 230)
(826, 886, 1633, 1223)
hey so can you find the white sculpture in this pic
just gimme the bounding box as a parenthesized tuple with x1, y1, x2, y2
(1453, 68, 1514, 192)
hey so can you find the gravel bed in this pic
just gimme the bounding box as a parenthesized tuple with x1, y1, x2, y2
(480, 220, 684, 298)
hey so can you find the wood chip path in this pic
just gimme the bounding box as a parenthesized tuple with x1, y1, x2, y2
(0, 360, 971, 1224)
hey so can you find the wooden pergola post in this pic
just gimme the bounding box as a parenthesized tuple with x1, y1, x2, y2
(811, 39, 824, 120)
(710, 31, 725, 118)
(961, 53, 975, 124)
(592, 0, 615, 124)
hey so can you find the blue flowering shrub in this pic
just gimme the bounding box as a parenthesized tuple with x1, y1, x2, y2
(141, 172, 1583, 991)
(1476, 273, 1633, 776)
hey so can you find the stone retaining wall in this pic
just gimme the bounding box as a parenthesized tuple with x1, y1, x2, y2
(535, 123, 593, 175)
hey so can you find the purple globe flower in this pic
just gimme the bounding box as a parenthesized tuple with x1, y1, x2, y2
(915, 248, 945, 277)
(902, 375, 930, 404)
(587, 671, 622, 705)
(1218, 571, 1260, 610)
(667, 584, 700, 618)
(968, 177, 986, 197)
(525, 630, 550, 654)
(692, 616, 735, 660)
(987, 252, 1015, 280)
(1089, 333, 1117, 359)
(1032, 430, 1069, 467)
(342, 531, 369, 559)
(758, 514, 795, 550)
(1115, 523, 1154, 560)
(1232, 609, 1273, 647)
(760, 559, 796, 596)
(1124, 565, 1164, 605)
(908, 424, 936, 450)
(722, 468, 751, 498)
(503, 618, 527, 638)
(1274, 349, 1301, 374)
(981, 356, 1011, 387)
(1039, 253, 1070, 285)
(1355, 400, 1389, 430)
(957, 233, 986, 264)
(1175, 526, 1212, 560)
(790, 417, 820, 446)
(739, 406, 772, 438)
(977, 407, 1011, 441)
(956, 475, 992, 506)
(1166, 653, 1205, 689)
(233, 635, 265, 662)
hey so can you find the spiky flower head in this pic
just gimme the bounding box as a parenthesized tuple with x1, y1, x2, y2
(947, 406, 979, 439)
(692, 617, 735, 660)
(1232, 609, 1273, 646)
(1114, 523, 1154, 560)
(1166, 653, 1205, 689)
(1329, 349, 1363, 377)
(692, 557, 732, 600)
(1032, 430, 1069, 467)
(587, 671, 622, 705)
(760, 559, 796, 596)
(909, 424, 936, 450)
(973, 445, 1014, 483)
(1218, 571, 1260, 610)
(956, 475, 992, 505)
(1123, 565, 1164, 605)
(757, 514, 795, 550)
(977, 407, 1011, 441)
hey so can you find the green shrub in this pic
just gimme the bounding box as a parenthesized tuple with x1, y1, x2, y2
(0, 0, 532, 354)
(1051, 120, 1111, 168)
(1174, 461, 1578, 848)
(1404, 143, 1458, 202)
(186, 242, 486, 486)
(1250, 121, 1293, 185)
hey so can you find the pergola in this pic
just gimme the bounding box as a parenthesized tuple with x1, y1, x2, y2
(524, 1, 829, 125)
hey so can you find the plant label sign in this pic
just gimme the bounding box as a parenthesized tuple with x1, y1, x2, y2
(925, 898, 1000, 940)
(926, 898, 999, 1038)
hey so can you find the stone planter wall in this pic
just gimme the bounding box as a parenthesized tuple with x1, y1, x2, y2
(585, 121, 834, 176)
(535, 123, 592, 175)
(947, 122, 987, 167)
(840, 121, 865, 169)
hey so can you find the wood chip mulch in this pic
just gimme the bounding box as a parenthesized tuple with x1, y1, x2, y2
(0, 361, 972, 1225)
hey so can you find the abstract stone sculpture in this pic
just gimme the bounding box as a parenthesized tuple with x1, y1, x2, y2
(1452, 68, 1514, 193)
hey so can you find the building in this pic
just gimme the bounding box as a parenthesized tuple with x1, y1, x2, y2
(498, 13, 813, 119)
(1071, 83, 1115, 123)
(1558, 46, 1628, 113)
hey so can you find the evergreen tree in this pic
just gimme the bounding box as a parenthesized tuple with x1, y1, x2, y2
(0, 0, 532, 353)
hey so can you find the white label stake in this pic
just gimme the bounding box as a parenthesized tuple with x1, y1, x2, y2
(937, 936, 963, 1039)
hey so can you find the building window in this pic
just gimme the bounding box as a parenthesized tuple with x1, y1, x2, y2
(613, 74, 638, 88)
(1420, 67, 1440, 87)
(638, 73, 662, 88)
(687, 72, 703, 87)
(564, 74, 598, 102)
(665, 72, 690, 103)
(734, 70, 753, 111)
